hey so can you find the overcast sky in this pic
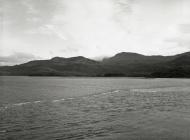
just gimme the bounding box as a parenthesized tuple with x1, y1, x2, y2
(1, 0, 190, 65)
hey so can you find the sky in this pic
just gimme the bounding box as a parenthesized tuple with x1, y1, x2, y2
(1, 0, 190, 65)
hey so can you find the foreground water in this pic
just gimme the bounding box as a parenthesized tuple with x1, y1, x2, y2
(0, 77, 190, 140)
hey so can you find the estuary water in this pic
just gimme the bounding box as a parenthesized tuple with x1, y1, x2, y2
(0, 76, 190, 140)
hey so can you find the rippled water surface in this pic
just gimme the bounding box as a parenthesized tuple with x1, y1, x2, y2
(0, 76, 190, 140)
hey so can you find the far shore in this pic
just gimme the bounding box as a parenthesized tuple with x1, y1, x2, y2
(1, 75, 190, 79)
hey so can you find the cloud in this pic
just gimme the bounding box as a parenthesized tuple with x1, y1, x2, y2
(1, 0, 59, 31)
(45, 25, 67, 40)
(0, 52, 40, 66)
(164, 23, 190, 53)
(179, 24, 190, 34)
(1, 0, 190, 61)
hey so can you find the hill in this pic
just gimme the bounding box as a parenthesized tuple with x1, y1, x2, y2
(0, 52, 190, 78)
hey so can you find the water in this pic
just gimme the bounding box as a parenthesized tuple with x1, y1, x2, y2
(0, 76, 190, 140)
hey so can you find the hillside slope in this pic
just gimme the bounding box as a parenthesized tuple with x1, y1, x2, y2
(0, 52, 190, 77)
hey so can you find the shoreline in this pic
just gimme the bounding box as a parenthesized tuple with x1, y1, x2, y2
(0, 75, 190, 79)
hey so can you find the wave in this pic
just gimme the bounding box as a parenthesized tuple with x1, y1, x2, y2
(0, 90, 121, 111)
(13, 102, 31, 106)
(100, 90, 121, 95)
(130, 89, 157, 93)
(33, 100, 42, 103)
(0, 100, 43, 111)
(52, 98, 65, 103)
(0, 130, 6, 133)
(0, 97, 71, 111)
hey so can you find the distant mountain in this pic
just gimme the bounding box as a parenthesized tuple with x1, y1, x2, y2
(0, 56, 103, 76)
(151, 52, 190, 78)
(101, 52, 172, 77)
(0, 52, 190, 78)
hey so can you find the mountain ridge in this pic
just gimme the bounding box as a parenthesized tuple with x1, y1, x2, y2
(0, 52, 190, 78)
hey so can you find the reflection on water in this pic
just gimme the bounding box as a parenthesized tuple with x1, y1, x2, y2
(0, 77, 190, 140)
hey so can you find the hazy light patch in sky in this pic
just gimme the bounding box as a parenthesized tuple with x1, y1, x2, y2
(1, 0, 190, 65)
